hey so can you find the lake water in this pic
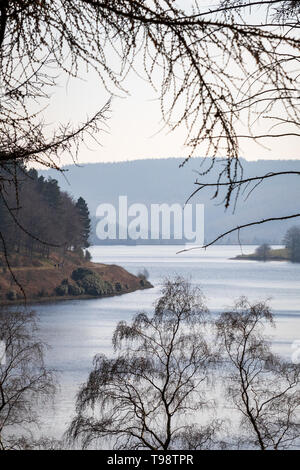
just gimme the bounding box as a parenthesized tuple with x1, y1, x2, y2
(26, 245, 300, 443)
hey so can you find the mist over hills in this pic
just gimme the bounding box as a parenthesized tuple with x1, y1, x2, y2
(40, 157, 300, 245)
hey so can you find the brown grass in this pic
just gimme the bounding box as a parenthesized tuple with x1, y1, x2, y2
(0, 251, 152, 304)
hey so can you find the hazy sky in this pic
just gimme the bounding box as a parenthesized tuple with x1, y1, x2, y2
(43, 1, 299, 167)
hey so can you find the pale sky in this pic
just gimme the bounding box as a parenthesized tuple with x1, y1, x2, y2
(42, 1, 299, 167)
(45, 70, 299, 167)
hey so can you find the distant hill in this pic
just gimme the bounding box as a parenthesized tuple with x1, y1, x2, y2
(40, 157, 300, 245)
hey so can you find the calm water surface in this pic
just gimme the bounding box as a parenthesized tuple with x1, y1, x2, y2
(27, 245, 300, 440)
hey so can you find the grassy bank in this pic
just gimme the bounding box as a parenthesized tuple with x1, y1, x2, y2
(0, 251, 153, 305)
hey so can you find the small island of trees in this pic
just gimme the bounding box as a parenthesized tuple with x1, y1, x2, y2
(234, 226, 300, 263)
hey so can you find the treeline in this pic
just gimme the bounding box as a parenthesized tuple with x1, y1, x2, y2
(0, 164, 91, 261)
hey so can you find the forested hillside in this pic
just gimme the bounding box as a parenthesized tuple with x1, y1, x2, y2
(0, 165, 90, 261)
(0, 164, 152, 303)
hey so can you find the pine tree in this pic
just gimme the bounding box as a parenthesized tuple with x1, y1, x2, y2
(76, 197, 91, 248)
(42, 178, 61, 209)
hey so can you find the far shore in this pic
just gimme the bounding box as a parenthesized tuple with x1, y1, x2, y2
(232, 247, 290, 262)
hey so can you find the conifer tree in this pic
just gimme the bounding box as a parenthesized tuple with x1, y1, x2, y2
(76, 197, 91, 248)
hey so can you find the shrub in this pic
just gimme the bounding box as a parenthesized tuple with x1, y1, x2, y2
(115, 282, 122, 292)
(55, 284, 69, 296)
(71, 268, 94, 282)
(104, 281, 114, 294)
(79, 273, 105, 296)
(37, 289, 48, 298)
(68, 283, 84, 296)
(71, 268, 112, 296)
(7, 290, 17, 301)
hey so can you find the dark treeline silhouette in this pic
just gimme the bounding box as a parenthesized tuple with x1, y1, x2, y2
(0, 164, 91, 262)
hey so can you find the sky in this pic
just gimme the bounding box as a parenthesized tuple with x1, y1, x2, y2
(42, 1, 300, 167)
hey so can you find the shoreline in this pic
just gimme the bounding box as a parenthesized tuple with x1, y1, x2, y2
(231, 255, 288, 262)
(231, 246, 291, 262)
(0, 251, 153, 307)
(0, 283, 153, 308)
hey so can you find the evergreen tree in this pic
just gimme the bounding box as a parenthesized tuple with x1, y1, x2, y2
(0, 167, 88, 260)
(76, 197, 91, 248)
(27, 168, 38, 180)
(42, 178, 61, 209)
